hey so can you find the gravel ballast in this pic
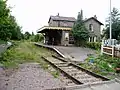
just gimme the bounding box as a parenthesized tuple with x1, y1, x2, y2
(0, 63, 65, 90)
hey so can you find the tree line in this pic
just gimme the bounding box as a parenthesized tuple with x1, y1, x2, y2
(0, 0, 43, 42)
(0, 0, 22, 41)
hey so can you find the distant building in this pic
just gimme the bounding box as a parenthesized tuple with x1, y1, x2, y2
(37, 14, 103, 46)
(84, 15, 103, 42)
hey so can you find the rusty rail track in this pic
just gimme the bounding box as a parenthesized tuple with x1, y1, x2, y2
(42, 56, 109, 86)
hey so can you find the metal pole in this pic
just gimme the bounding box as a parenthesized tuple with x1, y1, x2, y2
(110, 0, 112, 39)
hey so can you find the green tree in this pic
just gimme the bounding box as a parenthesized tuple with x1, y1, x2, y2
(34, 34, 44, 42)
(104, 8, 120, 40)
(0, 0, 22, 41)
(72, 10, 89, 46)
(32, 32, 34, 36)
(30, 34, 44, 42)
(24, 31, 31, 40)
(9, 15, 22, 40)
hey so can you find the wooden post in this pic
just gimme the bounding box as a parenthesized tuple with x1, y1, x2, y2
(112, 46, 114, 57)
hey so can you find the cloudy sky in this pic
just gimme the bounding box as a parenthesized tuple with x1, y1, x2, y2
(7, 0, 119, 34)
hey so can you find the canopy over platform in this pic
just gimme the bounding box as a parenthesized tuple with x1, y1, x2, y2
(37, 26, 72, 33)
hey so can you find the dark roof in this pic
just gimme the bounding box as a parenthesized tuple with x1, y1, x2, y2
(48, 16, 76, 23)
(84, 17, 103, 25)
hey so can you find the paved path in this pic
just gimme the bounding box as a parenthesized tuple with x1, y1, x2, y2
(0, 63, 65, 90)
(55, 46, 96, 62)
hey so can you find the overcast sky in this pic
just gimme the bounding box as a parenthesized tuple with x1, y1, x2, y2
(7, 0, 119, 34)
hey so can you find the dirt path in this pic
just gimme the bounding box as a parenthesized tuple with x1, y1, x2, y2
(0, 63, 65, 90)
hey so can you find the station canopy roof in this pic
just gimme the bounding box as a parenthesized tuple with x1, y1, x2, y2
(37, 26, 72, 33)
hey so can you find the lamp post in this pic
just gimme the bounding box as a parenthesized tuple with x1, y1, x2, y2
(110, 0, 112, 40)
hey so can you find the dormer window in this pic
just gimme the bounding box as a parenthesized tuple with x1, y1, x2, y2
(89, 24, 93, 31)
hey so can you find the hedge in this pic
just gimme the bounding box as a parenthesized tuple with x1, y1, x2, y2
(86, 42, 101, 50)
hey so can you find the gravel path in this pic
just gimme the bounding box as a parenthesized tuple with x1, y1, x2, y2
(0, 63, 65, 90)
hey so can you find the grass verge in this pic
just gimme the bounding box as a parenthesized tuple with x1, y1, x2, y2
(0, 41, 61, 78)
(0, 41, 56, 68)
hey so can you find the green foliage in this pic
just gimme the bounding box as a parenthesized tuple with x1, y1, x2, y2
(32, 32, 34, 36)
(51, 71, 59, 78)
(103, 8, 120, 40)
(24, 32, 31, 40)
(0, 39, 6, 44)
(80, 54, 120, 78)
(72, 10, 89, 46)
(0, 41, 61, 78)
(0, 0, 22, 41)
(0, 41, 55, 68)
(30, 34, 44, 42)
(86, 42, 101, 50)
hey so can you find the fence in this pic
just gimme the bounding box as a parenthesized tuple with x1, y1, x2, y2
(101, 39, 120, 58)
(101, 46, 120, 58)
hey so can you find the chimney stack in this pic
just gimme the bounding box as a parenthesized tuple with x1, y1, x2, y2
(57, 13, 59, 16)
(94, 15, 97, 19)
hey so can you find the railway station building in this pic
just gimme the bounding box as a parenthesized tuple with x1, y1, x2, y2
(37, 14, 103, 46)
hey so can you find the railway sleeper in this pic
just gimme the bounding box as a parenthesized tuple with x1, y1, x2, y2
(55, 63, 69, 67)
(78, 79, 102, 84)
(72, 73, 98, 78)
(69, 72, 88, 76)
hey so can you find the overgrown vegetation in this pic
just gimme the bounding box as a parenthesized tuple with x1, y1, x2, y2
(86, 42, 101, 50)
(80, 54, 120, 79)
(72, 10, 89, 46)
(0, 41, 55, 68)
(30, 34, 44, 42)
(0, 41, 62, 78)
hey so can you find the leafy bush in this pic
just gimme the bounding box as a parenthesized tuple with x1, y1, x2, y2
(86, 42, 101, 50)
(30, 34, 44, 42)
(80, 54, 120, 78)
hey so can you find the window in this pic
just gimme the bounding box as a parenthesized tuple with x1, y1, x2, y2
(89, 24, 93, 31)
(89, 37, 96, 42)
(65, 32, 69, 38)
(94, 37, 97, 42)
(89, 37, 91, 42)
(89, 37, 92, 42)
